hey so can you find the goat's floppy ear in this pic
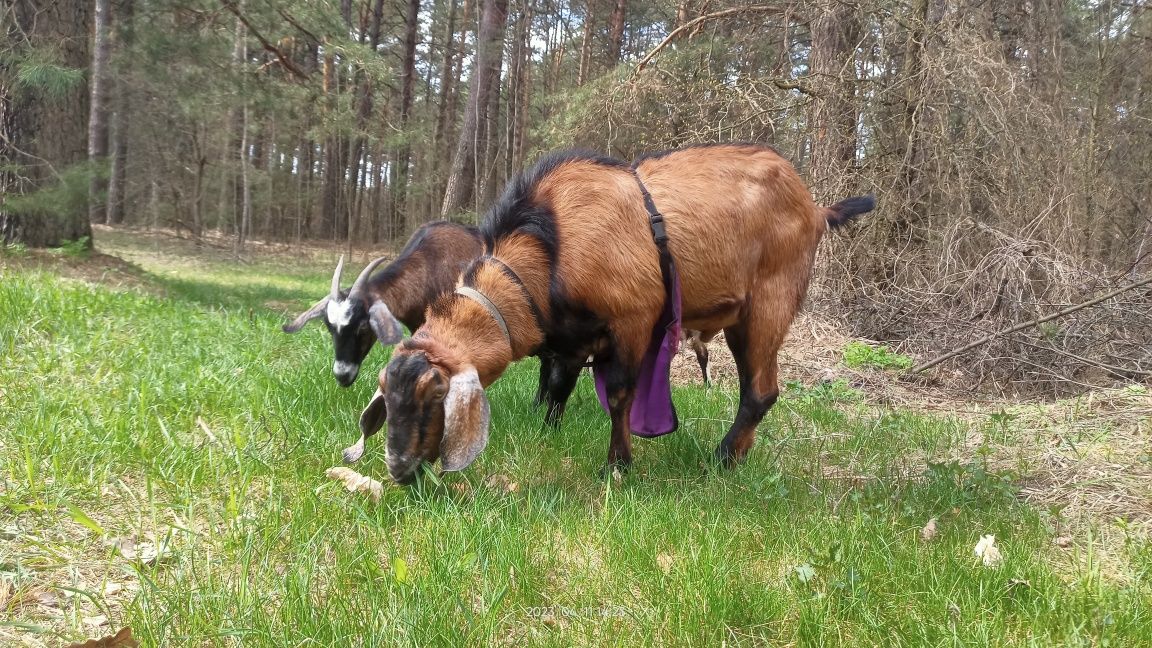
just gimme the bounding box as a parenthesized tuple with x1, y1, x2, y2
(345, 384, 387, 464)
(282, 297, 329, 333)
(440, 366, 490, 472)
(368, 302, 405, 345)
(358, 369, 388, 440)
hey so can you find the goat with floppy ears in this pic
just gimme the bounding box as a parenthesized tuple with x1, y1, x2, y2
(283, 219, 707, 464)
(359, 144, 875, 484)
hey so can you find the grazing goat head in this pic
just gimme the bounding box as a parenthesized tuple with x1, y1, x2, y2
(283, 256, 404, 386)
(358, 342, 490, 484)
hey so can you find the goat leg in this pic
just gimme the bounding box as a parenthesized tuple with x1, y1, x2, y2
(594, 353, 638, 477)
(713, 313, 783, 467)
(542, 355, 585, 427)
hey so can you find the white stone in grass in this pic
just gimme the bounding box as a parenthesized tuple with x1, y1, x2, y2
(920, 518, 939, 542)
(974, 534, 1003, 567)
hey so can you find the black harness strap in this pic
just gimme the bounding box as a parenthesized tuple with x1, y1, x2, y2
(483, 255, 546, 332)
(630, 168, 677, 294)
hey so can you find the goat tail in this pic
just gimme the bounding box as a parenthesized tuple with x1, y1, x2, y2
(822, 195, 876, 229)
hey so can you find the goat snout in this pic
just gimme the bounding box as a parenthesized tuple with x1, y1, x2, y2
(333, 361, 360, 386)
(386, 451, 421, 485)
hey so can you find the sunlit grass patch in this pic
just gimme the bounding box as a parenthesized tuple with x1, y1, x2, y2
(2, 239, 1151, 646)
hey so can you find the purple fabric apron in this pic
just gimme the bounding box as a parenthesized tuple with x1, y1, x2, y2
(592, 171, 682, 438)
(592, 275, 682, 437)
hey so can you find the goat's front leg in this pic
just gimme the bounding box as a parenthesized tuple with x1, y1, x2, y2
(596, 354, 638, 475)
(543, 356, 585, 427)
(534, 354, 553, 408)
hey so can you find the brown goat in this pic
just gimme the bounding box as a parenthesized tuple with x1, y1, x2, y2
(284, 221, 483, 389)
(360, 144, 874, 483)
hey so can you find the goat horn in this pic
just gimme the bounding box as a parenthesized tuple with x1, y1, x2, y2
(349, 256, 390, 297)
(330, 255, 345, 300)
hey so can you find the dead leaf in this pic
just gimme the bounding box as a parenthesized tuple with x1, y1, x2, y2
(920, 518, 938, 542)
(108, 536, 136, 560)
(974, 535, 1003, 567)
(101, 582, 123, 597)
(196, 417, 219, 444)
(0, 578, 11, 609)
(655, 553, 674, 575)
(483, 474, 518, 493)
(326, 466, 384, 503)
(64, 626, 139, 648)
(83, 614, 109, 627)
(1053, 536, 1072, 548)
(133, 540, 170, 566)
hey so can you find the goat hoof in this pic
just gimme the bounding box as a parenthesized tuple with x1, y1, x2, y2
(713, 445, 745, 469)
(543, 408, 564, 429)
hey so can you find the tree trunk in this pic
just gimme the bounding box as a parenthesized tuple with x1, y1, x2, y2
(577, 0, 595, 86)
(235, 105, 251, 254)
(808, 0, 860, 203)
(506, 1, 533, 177)
(396, 0, 421, 233)
(106, 0, 133, 225)
(441, 0, 509, 217)
(0, 0, 92, 248)
(608, 0, 627, 66)
(320, 49, 341, 239)
(898, 0, 930, 232)
(88, 0, 112, 225)
(345, 0, 384, 243)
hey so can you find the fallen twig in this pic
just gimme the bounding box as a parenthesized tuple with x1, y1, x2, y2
(911, 275, 1152, 374)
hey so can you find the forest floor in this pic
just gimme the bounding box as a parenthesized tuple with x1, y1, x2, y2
(2, 227, 1150, 647)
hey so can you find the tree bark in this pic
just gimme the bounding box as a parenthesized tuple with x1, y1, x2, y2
(89, 0, 112, 225)
(608, 0, 627, 66)
(0, 0, 92, 248)
(808, 0, 860, 202)
(577, 0, 595, 86)
(396, 0, 421, 232)
(441, 0, 508, 217)
(897, 0, 930, 232)
(106, 0, 134, 225)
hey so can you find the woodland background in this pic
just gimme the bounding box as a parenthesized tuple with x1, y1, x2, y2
(2, 0, 1151, 394)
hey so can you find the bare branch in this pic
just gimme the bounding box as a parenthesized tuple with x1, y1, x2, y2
(911, 275, 1152, 374)
(634, 5, 786, 75)
(220, 0, 308, 81)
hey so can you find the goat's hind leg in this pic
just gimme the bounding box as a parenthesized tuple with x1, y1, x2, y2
(686, 330, 712, 386)
(714, 309, 787, 467)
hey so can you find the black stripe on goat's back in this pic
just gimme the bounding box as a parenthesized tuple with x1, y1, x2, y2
(480, 149, 628, 261)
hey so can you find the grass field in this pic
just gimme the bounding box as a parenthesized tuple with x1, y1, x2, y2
(2, 231, 1151, 647)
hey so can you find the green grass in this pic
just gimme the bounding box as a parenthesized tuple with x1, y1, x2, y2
(2, 238, 1151, 647)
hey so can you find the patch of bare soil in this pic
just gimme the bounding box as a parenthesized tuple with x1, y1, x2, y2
(0, 249, 155, 294)
(91, 224, 400, 270)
